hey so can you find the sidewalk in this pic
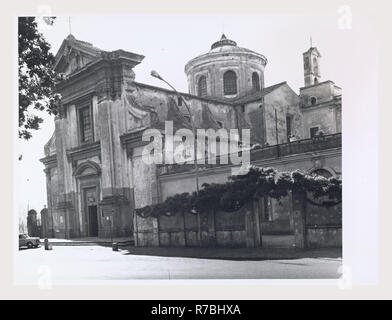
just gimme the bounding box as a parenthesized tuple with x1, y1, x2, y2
(121, 246, 342, 261)
(41, 237, 341, 260)
(41, 237, 133, 246)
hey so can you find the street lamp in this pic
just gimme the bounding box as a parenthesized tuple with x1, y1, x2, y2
(150, 70, 202, 246)
(151, 70, 200, 194)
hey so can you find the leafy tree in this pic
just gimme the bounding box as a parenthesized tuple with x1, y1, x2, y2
(135, 166, 342, 217)
(18, 17, 60, 140)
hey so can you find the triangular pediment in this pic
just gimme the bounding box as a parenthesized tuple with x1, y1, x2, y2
(54, 34, 102, 75)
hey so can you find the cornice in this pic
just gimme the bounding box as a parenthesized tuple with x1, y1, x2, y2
(66, 141, 101, 168)
(120, 129, 150, 156)
(39, 154, 57, 169)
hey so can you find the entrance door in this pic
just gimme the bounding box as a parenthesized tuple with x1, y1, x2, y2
(83, 187, 98, 237)
(88, 206, 98, 237)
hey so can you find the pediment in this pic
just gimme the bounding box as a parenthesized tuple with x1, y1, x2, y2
(54, 35, 102, 76)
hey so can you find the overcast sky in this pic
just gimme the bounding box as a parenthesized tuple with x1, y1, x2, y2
(15, 13, 376, 221)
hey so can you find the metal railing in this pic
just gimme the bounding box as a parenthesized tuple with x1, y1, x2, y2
(158, 133, 342, 175)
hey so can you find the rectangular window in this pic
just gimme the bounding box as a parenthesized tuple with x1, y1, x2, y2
(79, 106, 93, 143)
(310, 126, 319, 138)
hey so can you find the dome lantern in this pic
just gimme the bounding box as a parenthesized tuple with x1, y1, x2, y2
(210, 34, 237, 50)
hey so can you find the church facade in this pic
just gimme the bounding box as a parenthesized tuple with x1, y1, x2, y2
(40, 34, 341, 241)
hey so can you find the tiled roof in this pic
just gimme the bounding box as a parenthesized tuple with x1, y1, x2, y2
(133, 81, 289, 107)
(233, 82, 287, 105)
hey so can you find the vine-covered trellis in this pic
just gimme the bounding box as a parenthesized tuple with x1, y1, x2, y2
(135, 166, 342, 218)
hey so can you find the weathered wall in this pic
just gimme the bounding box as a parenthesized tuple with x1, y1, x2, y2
(242, 101, 265, 144)
(306, 227, 342, 248)
(160, 147, 341, 199)
(132, 83, 238, 130)
(44, 93, 134, 238)
(299, 81, 342, 138)
(134, 193, 341, 248)
(300, 81, 341, 107)
(263, 84, 302, 145)
(157, 143, 341, 239)
(131, 145, 159, 208)
(304, 196, 342, 248)
(262, 196, 294, 235)
(134, 203, 258, 248)
(301, 106, 340, 138)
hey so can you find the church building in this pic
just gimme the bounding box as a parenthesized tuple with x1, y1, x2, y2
(40, 34, 341, 241)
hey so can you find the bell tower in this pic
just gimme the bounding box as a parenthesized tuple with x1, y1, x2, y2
(303, 46, 321, 87)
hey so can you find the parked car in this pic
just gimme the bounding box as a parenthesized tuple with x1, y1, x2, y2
(19, 234, 40, 249)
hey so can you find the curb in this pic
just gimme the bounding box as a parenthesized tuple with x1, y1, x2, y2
(40, 240, 134, 247)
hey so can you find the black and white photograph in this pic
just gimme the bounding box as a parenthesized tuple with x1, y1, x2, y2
(6, 1, 383, 300)
(14, 12, 348, 284)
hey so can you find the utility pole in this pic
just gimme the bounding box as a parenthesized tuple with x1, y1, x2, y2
(275, 108, 280, 157)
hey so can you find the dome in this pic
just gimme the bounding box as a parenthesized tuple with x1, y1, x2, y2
(184, 34, 268, 100)
(208, 34, 264, 56)
(186, 34, 267, 70)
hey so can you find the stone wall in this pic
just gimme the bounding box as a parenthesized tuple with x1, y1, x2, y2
(134, 203, 260, 248)
(306, 227, 342, 248)
(134, 192, 341, 249)
(304, 196, 342, 248)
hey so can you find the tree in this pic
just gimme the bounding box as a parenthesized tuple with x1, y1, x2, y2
(18, 17, 60, 140)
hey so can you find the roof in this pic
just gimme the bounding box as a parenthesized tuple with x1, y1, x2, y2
(53, 34, 144, 74)
(232, 82, 288, 105)
(133, 81, 290, 107)
(133, 81, 231, 105)
(185, 34, 267, 72)
(54, 34, 103, 70)
(303, 46, 322, 57)
(210, 34, 237, 50)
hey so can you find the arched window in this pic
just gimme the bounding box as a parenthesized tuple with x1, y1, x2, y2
(223, 70, 237, 95)
(197, 76, 207, 97)
(310, 97, 317, 105)
(252, 72, 260, 91)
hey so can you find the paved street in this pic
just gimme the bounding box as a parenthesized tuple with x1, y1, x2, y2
(15, 246, 342, 284)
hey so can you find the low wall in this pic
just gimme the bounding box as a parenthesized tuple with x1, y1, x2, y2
(262, 219, 292, 235)
(134, 203, 260, 248)
(306, 226, 342, 248)
(304, 196, 342, 248)
(134, 193, 342, 248)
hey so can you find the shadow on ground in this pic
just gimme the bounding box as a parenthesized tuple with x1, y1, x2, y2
(121, 246, 342, 261)
(18, 246, 41, 251)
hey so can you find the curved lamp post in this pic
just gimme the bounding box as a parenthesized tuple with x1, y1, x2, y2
(151, 70, 202, 246)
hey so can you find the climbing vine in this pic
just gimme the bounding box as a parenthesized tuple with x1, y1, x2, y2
(135, 166, 342, 218)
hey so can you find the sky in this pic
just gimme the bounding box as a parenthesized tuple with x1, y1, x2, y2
(15, 12, 376, 222)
